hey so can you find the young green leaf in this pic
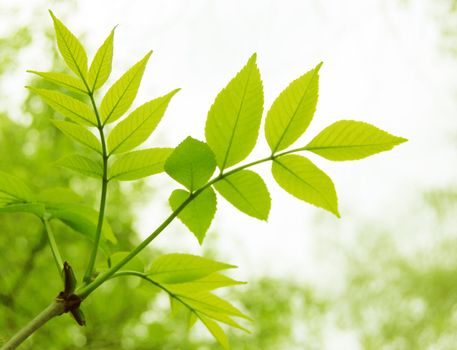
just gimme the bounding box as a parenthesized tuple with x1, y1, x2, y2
(107, 89, 179, 155)
(57, 154, 103, 178)
(0, 203, 45, 217)
(88, 28, 115, 92)
(169, 188, 217, 244)
(272, 154, 339, 217)
(165, 273, 245, 293)
(214, 170, 270, 221)
(179, 291, 250, 320)
(46, 203, 116, 243)
(100, 51, 152, 124)
(51, 120, 101, 154)
(165, 137, 216, 192)
(147, 253, 235, 284)
(49, 11, 88, 81)
(0, 172, 34, 202)
(265, 62, 322, 153)
(27, 87, 97, 126)
(198, 314, 230, 350)
(36, 187, 83, 204)
(205, 54, 264, 170)
(194, 308, 249, 333)
(27, 71, 87, 94)
(108, 147, 172, 181)
(305, 120, 408, 161)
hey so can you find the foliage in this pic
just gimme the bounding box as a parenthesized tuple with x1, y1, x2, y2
(0, 11, 405, 349)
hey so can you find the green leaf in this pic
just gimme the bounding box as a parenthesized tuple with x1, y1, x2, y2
(272, 154, 339, 217)
(147, 253, 235, 284)
(88, 28, 115, 92)
(265, 62, 322, 153)
(164, 137, 216, 192)
(46, 203, 116, 243)
(27, 71, 87, 94)
(100, 51, 152, 124)
(0, 172, 34, 202)
(165, 273, 245, 293)
(36, 187, 83, 204)
(179, 291, 250, 320)
(107, 252, 144, 272)
(49, 11, 88, 81)
(305, 120, 408, 161)
(0, 203, 45, 217)
(195, 308, 249, 333)
(214, 170, 270, 220)
(109, 148, 172, 181)
(107, 89, 179, 155)
(27, 87, 97, 126)
(57, 154, 103, 178)
(198, 314, 230, 350)
(169, 188, 217, 244)
(205, 54, 264, 170)
(51, 120, 101, 153)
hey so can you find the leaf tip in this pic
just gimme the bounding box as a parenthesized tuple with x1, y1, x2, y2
(315, 61, 324, 72)
(396, 136, 408, 145)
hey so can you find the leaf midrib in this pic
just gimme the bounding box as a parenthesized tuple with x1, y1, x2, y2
(103, 64, 143, 124)
(110, 98, 169, 154)
(223, 176, 262, 218)
(272, 68, 319, 153)
(306, 141, 402, 151)
(90, 33, 111, 91)
(57, 23, 87, 85)
(45, 93, 95, 126)
(274, 158, 335, 213)
(220, 63, 254, 170)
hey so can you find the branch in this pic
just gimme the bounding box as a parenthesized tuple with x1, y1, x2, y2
(83, 92, 109, 283)
(0, 300, 65, 350)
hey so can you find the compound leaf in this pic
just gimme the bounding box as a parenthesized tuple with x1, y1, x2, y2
(49, 11, 88, 81)
(109, 147, 172, 181)
(265, 63, 321, 153)
(57, 154, 103, 178)
(27, 87, 97, 126)
(164, 137, 216, 192)
(51, 120, 101, 153)
(168, 188, 217, 244)
(205, 54, 264, 170)
(147, 253, 234, 284)
(100, 51, 152, 124)
(108, 89, 179, 155)
(88, 28, 115, 92)
(272, 154, 339, 217)
(214, 170, 270, 220)
(305, 120, 408, 161)
(27, 71, 87, 94)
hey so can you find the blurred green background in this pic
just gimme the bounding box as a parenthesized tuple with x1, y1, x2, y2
(1, 0, 456, 349)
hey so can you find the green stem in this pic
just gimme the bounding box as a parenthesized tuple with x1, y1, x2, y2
(83, 93, 109, 284)
(0, 300, 65, 350)
(76, 154, 276, 299)
(42, 218, 63, 278)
